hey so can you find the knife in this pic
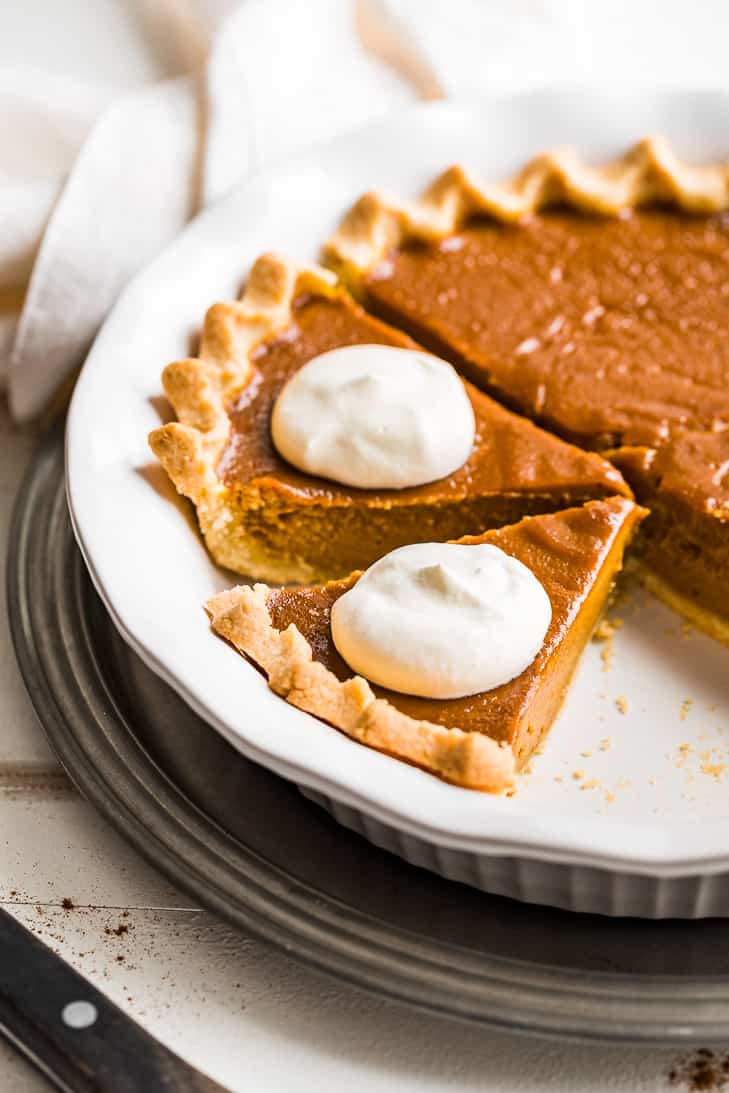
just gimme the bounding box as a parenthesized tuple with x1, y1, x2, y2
(0, 907, 228, 1092)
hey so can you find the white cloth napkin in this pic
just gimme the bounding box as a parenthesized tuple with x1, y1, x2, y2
(5, 0, 729, 421)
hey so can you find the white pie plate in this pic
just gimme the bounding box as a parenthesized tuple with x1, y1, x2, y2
(67, 87, 729, 918)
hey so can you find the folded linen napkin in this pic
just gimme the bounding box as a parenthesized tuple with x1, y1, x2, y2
(4, 0, 729, 421)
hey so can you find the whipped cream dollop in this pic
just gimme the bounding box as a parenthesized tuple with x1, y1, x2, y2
(331, 542, 552, 699)
(270, 345, 475, 490)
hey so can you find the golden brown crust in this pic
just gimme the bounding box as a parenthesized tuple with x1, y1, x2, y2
(150, 251, 339, 498)
(205, 583, 516, 793)
(148, 254, 340, 576)
(323, 137, 729, 291)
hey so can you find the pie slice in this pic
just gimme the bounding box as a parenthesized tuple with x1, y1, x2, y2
(150, 253, 629, 585)
(206, 497, 645, 792)
(323, 137, 729, 638)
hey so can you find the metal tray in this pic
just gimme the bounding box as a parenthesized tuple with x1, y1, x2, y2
(9, 426, 729, 1045)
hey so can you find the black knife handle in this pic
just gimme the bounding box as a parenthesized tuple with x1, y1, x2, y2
(0, 908, 227, 1092)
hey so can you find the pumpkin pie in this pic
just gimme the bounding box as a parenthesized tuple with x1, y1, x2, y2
(206, 497, 644, 792)
(150, 252, 628, 584)
(324, 137, 729, 640)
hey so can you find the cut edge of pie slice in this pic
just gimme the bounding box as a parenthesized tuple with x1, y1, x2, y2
(149, 252, 629, 585)
(206, 497, 645, 793)
(633, 564, 729, 648)
(322, 136, 729, 293)
(611, 438, 729, 647)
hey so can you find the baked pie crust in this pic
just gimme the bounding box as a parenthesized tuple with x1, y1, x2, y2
(324, 136, 729, 288)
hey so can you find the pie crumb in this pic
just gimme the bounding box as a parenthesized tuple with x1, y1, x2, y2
(594, 618, 619, 641)
(580, 749, 593, 758)
(701, 763, 725, 781)
(615, 695, 628, 715)
(572, 769, 585, 780)
(676, 742, 693, 768)
(593, 616, 624, 672)
(599, 737, 613, 751)
(680, 698, 694, 721)
(580, 778, 601, 791)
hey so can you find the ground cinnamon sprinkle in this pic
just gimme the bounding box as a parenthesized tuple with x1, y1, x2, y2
(104, 922, 129, 938)
(669, 1048, 729, 1091)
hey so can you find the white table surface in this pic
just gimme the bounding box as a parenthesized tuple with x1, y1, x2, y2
(0, 3, 706, 1090)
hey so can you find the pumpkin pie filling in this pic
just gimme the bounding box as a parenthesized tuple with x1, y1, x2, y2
(364, 209, 729, 449)
(207, 497, 644, 788)
(209, 288, 628, 582)
(357, 208, 729, 638)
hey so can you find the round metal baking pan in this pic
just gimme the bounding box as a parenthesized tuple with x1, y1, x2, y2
(9, 425, 729, 1045)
